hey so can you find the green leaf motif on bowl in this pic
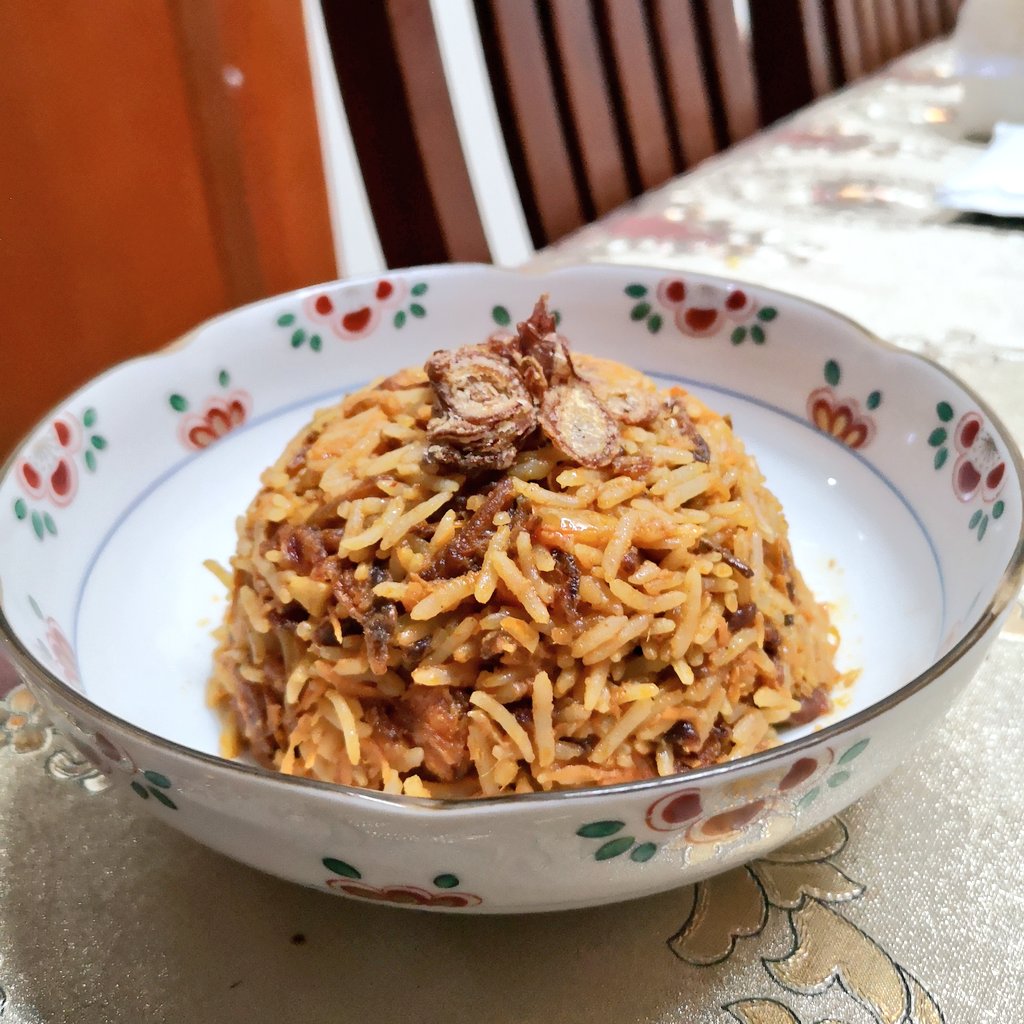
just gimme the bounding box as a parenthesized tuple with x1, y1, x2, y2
(11, 407, 106, 541)
(130, 770, 177, 809)
(577, 819, 659, 863)
(576, 820, 624, 838)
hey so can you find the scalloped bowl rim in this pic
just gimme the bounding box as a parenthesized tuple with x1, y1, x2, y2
(2, 261, 1023, 812)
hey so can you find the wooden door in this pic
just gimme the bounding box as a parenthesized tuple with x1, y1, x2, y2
(0, 1, 335, 455)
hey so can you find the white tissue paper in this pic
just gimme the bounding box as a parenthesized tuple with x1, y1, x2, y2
(938, 122, 1024, 216)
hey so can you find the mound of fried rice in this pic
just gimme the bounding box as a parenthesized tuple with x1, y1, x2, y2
(208, 298, 841, 798)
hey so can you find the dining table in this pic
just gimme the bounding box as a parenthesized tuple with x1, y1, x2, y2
(2, 39, 1023, 1024)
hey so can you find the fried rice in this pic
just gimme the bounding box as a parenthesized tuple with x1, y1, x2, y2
(208, 297, 842, 798)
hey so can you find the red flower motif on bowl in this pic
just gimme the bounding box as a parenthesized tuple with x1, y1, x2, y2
(325, 879, 482, 908)
(304, 279, 406, 341)
(806, 388, 875, 449)
(647, 790, 776, 842)
(722, 287, 755, 321)
(646, 788, 703, 832)
(655, 278, 756, 338)
(15, 414, 83, 508)
(179, 392, 250, 450)
(44, 617, 79, 686)
(687, 799, 771, 843)
(952, 412, 1005, 503)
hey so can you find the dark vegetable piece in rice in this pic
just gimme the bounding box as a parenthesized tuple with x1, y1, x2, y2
(421, 478, 517, 581)
(666, 399, 711, 464)
(696, 538, 755, 579)
(789, 687, 831, 725)
(395, 685, 471, 782)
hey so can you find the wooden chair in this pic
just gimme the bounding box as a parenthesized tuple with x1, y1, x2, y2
(919, 0, 946, 38)
(319, 0, 964, 267)
(475, 0, 758, 249)
(895, 0, 925, 48)
(898, 0, 955, 49)
(746, 0, 948, 125)
(873, 0, 904, 64)
(319, 0, 489, 268)
(820, 0, 865, 82)
(817, 0, 949, 86)
(320, 0, 760, 258)
(748, 0, 838, 123)
(938, 0, 965, 31)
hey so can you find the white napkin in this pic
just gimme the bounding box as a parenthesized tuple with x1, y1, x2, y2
(938, 122, 1024, 216)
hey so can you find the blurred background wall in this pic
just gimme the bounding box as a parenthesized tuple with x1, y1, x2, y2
(0, 1, 336, 454)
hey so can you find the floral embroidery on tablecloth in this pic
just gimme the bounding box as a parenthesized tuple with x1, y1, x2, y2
(0, 686, 50, 755)
(0, 685, 108, 792)
(666, 818, 945, 1023)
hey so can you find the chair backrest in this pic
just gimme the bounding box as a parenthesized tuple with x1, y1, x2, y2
(317, 0, 762, 259)
(873, 0, 905, 63)
(317, 0, 959, 270)
(819, 0, 950, 85)
(919, 0, 946, 38)
(749, 0, 836, 123)
(939, 0, 964, 31)
(320, 0, 491, 268)
(475, 0, 758, 249)
(822, 0, 866, 81)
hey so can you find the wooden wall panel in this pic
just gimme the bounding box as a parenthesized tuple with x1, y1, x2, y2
(214, 1, 337, 294)
(0, 1, 333, 455)
(0, 2, 226, 454)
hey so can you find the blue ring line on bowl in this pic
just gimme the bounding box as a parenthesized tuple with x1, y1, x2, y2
(69, 380, 372, 654)
(658, 370, 947, 640)
(68, 370, 946, 727)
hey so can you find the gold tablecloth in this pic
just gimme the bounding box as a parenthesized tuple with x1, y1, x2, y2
(2, 41, 1023, 1023)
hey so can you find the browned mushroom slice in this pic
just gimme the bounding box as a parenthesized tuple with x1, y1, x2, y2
(520, 294, 557, 338)
(515, 355, 550, 401)
(425, 348, 537, 472)
(426, 348, 535, 429)
(539, 380, 621, 468)
(603, 390, 661, 427)
(575, 354, 661, 426)
(514, 295, 574, 386)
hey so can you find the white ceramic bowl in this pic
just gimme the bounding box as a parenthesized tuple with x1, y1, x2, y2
(2, 264, 1021, 913)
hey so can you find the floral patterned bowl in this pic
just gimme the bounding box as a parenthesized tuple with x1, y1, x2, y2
(1, 264, 1022, 913)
